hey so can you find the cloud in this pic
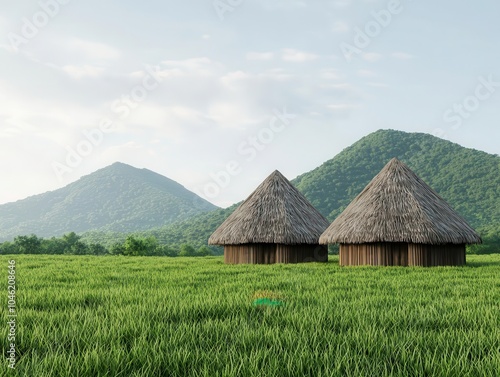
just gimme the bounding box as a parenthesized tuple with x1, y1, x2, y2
(319, 69, 341, 80)
(259, 68, 294, 81)
(68, 39, 121, 62)
(361, 52, 383, 62)
(1, 34, 123, 82)
(330, 0, 351, 9)
(126, 104, 212, 139)
(99, 142, 149, 164)
(256, 0, 307, 10)
(246, 51, 275, 61)
(221, 70, 252, 84)
(281, 48, 319, 62)
(161, 57, 222, 77)
(0, 50, 361, 205)
(0, 79, 103, 146)
(365, 82, 389, 88)
(391, 52, 414, 60)
(332, 21, 350, 33)
(0, 43, 15, 53)
(357, 69, 376, 78)
(62, 65, 105, 79)
(206, 102, 262, 129)
(327, 104, 358, 111)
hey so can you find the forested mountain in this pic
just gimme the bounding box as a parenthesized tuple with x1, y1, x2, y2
(130, 130, 499, 248)
(0, 162, 218, 241)
(294, 129, 499, 226)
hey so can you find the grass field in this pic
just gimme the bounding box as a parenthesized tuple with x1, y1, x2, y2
(1, 254, 500, 377)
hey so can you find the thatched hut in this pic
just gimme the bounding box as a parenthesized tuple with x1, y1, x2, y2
(209, 170, 330, 264)
(319, 158, 481, 267)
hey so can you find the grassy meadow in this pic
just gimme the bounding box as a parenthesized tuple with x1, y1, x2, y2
(1, 255, 500, 376)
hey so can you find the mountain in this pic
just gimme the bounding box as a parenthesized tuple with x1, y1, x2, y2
(0, 162, 218, 241)
(82, 204, 238, 250)
(293, 129, 500, 227)
(136, 130, 499, 248)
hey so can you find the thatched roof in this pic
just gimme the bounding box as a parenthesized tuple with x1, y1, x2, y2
(320, 158, 481, 245)
(209, 170, 329, 245)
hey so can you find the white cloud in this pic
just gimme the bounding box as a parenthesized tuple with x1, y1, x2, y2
(282, 48, 319, 62)
(366, 82, 389, 88)
(62, 65, 105, 79)
(0, 48, 360, 205)
(320, 69, 341, 80)
(123, 104, 194, 140)
(0, 81, 102, 146)
(256, 0, 307, 10)
(221, 70, 252, 84)
(161, 57, 222, 77)
(392, 52, 414, 60)
(100, 142, 147, 162)
(206, 102, 259, 129)
(68, 39, 121, 62)
(163, 57, 214, 69)
(330, 0, 351, 9)
(246, 51, 275, 61)
(362, 53, 383, 62)
(1, 34, 123, 79)
(259, 68, 294, 81)
(357, 69, 376, 78)
(327, 104, 358, 111)
(0, 43, 15, 53)
(332, 21, 350, 33)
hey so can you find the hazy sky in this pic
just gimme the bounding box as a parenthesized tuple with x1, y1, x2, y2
(1, 0, 499, 207)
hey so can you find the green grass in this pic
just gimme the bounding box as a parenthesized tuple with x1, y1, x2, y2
(1, 255, 500, 376)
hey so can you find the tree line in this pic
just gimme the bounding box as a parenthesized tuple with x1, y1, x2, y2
(466, 225, 500, 255)
(0, 226, 498, 256)
(0, 233, 218, 257)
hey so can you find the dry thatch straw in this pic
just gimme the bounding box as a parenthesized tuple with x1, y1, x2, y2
(209, 170, 329, 245)
(320, 158, 482, 245)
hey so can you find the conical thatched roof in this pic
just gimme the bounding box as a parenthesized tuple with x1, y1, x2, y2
(320, 158, 481, 245)
(209, 170, 329, 245)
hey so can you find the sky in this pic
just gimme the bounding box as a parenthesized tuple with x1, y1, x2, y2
(1, 0, 499, 208)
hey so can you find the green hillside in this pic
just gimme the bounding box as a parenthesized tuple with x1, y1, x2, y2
(140, 130, 499, 248)
(294, 129, 500, 226)
(82, 205, 238, 251)
(0, 162, 218, 241)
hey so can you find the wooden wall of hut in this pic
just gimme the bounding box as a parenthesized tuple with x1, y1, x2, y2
(224, 244, 328, 264)
(224, 244, 275, 264)
(408, 244, 465, 266)
(339, 243, 408, 266)
(339, 243, 466, 266)
(276, 244, 328, 263)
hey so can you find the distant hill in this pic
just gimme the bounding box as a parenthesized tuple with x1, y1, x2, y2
(133, 130, 499, 248)
(294, 129, 500, 227)
(0, 162, 218, 241)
